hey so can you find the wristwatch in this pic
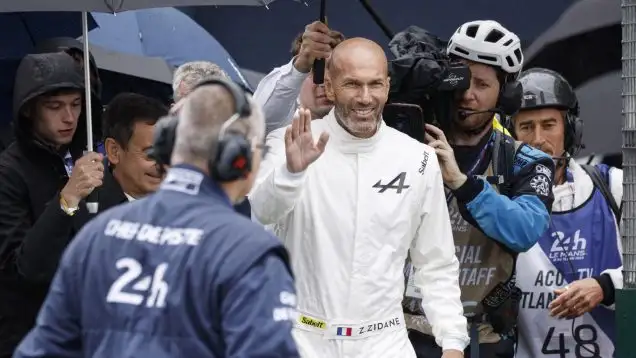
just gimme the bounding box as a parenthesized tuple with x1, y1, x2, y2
(60, 195, 79, 216)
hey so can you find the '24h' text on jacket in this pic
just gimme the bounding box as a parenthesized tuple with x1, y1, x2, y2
(516, 160, 623, 358)
(0, 52, 100, 357)
(14, 165, 300, 358)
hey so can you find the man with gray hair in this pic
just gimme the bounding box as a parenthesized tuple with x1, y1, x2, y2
(14, 81, 299, 358)
(172, 61, 230, 103)
(171, 60, 253, 218)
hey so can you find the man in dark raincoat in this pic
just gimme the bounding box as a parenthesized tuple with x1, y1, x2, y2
(0, 52, 104, 357)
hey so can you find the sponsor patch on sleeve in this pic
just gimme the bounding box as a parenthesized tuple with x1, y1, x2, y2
(535, 163, 553, 178)
(529, 174, 551, 196)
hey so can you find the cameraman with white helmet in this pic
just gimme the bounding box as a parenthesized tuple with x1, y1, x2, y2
(403, 20, 555, 358)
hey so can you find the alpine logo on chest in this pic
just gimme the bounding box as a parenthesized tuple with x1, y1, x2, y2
(373, 172, 410, 194)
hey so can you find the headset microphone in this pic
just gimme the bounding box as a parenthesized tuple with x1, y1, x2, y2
(457, 108, 500, 120)
(551, 150, 575, 162)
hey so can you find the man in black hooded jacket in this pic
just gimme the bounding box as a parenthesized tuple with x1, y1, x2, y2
(0, 38, 104, 155)
(0, 52, 104, 357)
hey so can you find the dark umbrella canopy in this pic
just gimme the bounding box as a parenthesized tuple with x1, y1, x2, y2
(575, 71, 621, 157)
(0, 0, 277, 13)
(88, 44, 173, 104)
(0, 12, 96, 60)
(523, 0, 622, 157)
(524, 0, 620, 88)
(90, 45, 173, 84)
(187, 0, 576, 73)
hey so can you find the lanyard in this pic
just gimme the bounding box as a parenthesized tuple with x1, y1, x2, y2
(445, 135, 494, 204)
(467, 140, 492, 176)
(63, 151, 73, 176)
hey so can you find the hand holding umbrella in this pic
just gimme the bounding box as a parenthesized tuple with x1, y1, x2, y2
(294, 21, 341, 75)
(312, 0, 327, 84)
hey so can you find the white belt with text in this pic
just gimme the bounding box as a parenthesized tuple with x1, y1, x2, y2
(294, 311, 404, 340)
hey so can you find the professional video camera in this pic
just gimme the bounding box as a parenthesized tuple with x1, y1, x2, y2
(383, 26, 471, 142)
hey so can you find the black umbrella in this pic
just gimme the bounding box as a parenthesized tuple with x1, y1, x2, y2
(89, 44, 173, 104)
(0, 0, 277, 13)
(524, 0, 620, 89)
(523, 0, 622, 157)
(575, 71, 622, 157)
(1, 1, 276, 213)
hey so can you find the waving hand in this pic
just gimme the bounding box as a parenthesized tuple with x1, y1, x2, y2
(285, 108, 329, 173)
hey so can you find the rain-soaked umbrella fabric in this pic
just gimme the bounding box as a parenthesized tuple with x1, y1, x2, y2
(524, 0, 620, 88)
(525, 0, 619, 60)
(575, 71, 622, 157)
(0, 12, 96, 61)
(0, 0, 276, 13)
(87, 44, 174, 104)
(89, 44, 173, 84)
(87, 7, 252, 90)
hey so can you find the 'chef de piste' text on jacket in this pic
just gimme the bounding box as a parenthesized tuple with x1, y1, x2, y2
(14, 165, 300, 358)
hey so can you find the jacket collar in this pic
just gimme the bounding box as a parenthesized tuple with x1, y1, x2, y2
(99, 167, 129, 211)
(160, 164, 233, 208)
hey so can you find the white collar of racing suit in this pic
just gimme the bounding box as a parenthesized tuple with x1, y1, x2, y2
(320, 108, 386, 154)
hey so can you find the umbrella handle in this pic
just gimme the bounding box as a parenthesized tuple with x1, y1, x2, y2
(312, 0, 327, 85)
(86, 190, 99, 214)
(82, 12, 99, 214)
(312, 59, 326, 85)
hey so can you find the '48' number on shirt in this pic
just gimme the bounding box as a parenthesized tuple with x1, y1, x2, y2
(541, 325, 601, 358)
(106, 257, 169, 308)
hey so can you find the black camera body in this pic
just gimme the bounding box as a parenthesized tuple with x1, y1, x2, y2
(383, 26, 471, 142)
(437, 64, 471, 92)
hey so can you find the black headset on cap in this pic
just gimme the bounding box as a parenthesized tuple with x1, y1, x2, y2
(148, 77, 253, 182)
(497, 75, 523, 117)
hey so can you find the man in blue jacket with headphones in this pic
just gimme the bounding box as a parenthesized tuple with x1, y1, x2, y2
(13, 78, 300, 358)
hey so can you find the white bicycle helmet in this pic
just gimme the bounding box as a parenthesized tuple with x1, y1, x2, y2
(447, 20, 523, 74)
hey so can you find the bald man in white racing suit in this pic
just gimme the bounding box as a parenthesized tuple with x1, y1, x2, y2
(250, 37, 468, 358)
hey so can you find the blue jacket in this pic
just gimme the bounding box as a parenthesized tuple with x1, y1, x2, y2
(14, 165, 299, 358)
(453, 132, 555, 253)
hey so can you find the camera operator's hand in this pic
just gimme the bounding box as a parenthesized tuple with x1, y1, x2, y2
(294, 21, 344, 73)
(60, 152, 104, 208)
(425, 124, 467, 190)
(285, 108, 329, 173)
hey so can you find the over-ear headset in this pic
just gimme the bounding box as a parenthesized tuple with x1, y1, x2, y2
(564, 101, 583, 156)
(497, 78, 523, 117)
(148, 77, 253, 182)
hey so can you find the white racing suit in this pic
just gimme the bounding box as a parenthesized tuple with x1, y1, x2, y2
(516, 160, 623, 358)
(249, 110, 469, 358)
